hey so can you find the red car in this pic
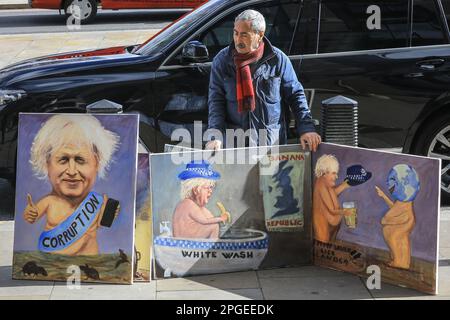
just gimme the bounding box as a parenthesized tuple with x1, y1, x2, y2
(29, 0, 206, 23)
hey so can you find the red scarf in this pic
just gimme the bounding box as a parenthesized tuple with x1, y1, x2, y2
(233, 42, 265, 113)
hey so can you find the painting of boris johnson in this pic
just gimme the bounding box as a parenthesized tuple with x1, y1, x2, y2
(151, 145, 313, 279)
(12, 113, 139, 284)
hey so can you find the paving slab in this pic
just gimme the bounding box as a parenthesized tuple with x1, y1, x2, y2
(0, 221, 14, 232)
(0, 236, 13, 252)
(157, 289, 264, 300)
(367, 282, 436, 300)
(437, 266, 450, 296)
(440, 248, 450, 260)
(259, 275, 373, 300)
(440, 221, 450, 248)
(257, 266, 349, 279)
(0, 29, 157, 69)
(0, 295, 50, 300)
(50, 281, 156, 300)
(156, 271, 259, 292)
(0, 250, 13, 267)
(0, 266, 54, 300)
(0, 224, 14, 265)
(0, 1, 29, 9)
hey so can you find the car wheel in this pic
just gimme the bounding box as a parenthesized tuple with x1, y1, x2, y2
(64, 0, 97, 24)
(412, 113, 450, 202)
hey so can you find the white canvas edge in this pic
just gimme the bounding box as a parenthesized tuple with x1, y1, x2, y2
(128, 114, 140, 284)
(436, 158, 441, 295)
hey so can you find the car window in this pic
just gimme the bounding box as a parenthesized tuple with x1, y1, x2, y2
(291, 0, 319, 55)
(203, 1, 300, 59)
(441, 0, 450, 25)
(135, 0, 223, 56)
(436, 0, 450, 40)
(318, 0, 410, 54)
(412, 0, 447, 46)
(167, 0, 300, 64)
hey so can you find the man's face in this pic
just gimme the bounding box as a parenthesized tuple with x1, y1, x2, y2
(233, 20, 264, 54)
(193, 183, 214, 207)
(47, 143, 99, 201)
(323, 171, 338, 188)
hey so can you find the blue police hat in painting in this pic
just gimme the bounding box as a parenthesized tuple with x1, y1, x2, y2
(346, 164, 372, 186)
(178, 160, 221, 181)
(387, 164, 420, 202)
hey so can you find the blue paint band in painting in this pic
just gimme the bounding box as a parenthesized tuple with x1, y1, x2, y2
(38, 192, 104, 253)
(154, 236, 269, 251)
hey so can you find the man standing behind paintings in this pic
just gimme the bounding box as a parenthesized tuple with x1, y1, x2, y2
(206, 10, 321, 150)
(23, 114, 121, 256)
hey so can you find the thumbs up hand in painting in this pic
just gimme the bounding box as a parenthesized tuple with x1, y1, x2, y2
(23, 193, 40, 224)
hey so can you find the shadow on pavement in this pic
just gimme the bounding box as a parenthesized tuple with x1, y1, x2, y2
(440, 259, 450, 266)
(0, 266, 55, 287)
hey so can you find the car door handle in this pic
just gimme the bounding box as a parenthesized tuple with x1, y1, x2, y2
(416, 58, 445, 70)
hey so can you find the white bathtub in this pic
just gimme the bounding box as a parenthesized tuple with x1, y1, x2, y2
(154, 229, 269, 277)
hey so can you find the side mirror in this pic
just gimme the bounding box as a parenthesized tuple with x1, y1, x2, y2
(182, 41, 209, 64)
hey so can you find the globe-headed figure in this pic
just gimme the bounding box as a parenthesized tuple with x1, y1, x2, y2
(376, 164, 420, 269)
(23, 114, 121, 256)
(172, 160, 230, 239)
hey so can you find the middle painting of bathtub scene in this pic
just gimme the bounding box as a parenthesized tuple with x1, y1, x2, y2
(150, 145, 313, 279)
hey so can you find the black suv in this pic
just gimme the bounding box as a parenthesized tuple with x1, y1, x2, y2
(1, 0, 450, 198)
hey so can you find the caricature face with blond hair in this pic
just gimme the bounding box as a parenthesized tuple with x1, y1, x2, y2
(315, 154, 339, 188)
(47, 142, 99, 200)
(30, 114, 119, 203)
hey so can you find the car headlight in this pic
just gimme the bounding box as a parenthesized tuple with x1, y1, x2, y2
(0, 89, 27, 109)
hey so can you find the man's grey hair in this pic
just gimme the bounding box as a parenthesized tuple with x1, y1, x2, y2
(235, 9, 266, 33)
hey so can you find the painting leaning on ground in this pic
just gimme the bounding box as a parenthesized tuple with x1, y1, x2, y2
(150, 145, 313, 279)
(134, 153, 152, 282)
(12, 113, 139, 284)
(312, 143, 440, 294)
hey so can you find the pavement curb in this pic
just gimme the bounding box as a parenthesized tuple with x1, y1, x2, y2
(0, 4, 30, 9)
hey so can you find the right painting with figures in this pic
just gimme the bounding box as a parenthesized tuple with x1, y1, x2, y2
(312, 143, 441, 294)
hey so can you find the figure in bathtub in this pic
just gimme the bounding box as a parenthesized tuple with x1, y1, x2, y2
(172, 160, 231, 239)
(376, 164, 420, 270)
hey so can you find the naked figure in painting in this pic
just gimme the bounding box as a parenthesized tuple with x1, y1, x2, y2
(23, 114, 121, 256)
(376, 164, 420, 269)
(313, 154, 371, 242)
(172, 160, 230, 239)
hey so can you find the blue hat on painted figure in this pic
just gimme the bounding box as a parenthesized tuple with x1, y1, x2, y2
(346, 164, 372, 186)
(178, 160, 221, 181)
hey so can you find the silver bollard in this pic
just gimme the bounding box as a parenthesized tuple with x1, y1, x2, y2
(86, 99, 123, 114)
(320, 95, 358, 147)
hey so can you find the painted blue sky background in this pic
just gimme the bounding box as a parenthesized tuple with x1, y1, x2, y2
(313, 143, 440, 262)
(13, 113, 139, 254)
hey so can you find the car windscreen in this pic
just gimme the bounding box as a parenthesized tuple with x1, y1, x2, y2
(134, 0, 223, 56)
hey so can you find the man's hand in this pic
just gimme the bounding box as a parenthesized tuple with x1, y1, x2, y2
(300, 132, 322, 152)
(23, 193, 39, 224)
(205, 140, 222, 151)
